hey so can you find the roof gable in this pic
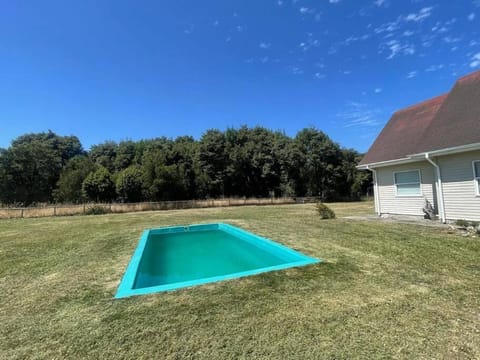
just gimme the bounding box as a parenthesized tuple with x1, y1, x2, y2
(360, 70, 480, 166)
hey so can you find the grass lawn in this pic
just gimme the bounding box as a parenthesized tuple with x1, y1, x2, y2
(0, 202, 479, 359)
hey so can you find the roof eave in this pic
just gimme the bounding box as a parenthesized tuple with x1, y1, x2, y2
(356, 157, 418, 170)
(358, 142, 480, 170)
(408, 142, 480, 158)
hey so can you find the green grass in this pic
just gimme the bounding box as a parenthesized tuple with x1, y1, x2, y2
(0, 202, 479, 359)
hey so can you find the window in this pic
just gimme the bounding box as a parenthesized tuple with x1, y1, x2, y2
(474, 161, 480, 195)
(394, 170, 421, 196)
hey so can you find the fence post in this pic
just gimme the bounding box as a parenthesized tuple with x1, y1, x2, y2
(83, 203, 86, 215)
(20, 208, 24, 218)
(53, 206, 56, 216)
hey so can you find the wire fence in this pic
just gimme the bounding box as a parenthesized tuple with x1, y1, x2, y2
(0, 197, 318, 219)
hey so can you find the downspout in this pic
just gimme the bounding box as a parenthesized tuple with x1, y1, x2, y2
(366, 166, 381, 216)
(425, 153, 446, 223)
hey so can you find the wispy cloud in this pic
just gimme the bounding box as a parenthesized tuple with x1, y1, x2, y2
(329, 0, 341, 3)
(337, 102, 383, 128)
(314, 72, 326, 79)
(404, 7, 433, 22)
(470, 52, 480, 68)
(374, 88, 382, 93)
(374, 0, 387, 7)
(289, 66, 304, 75)
(468, 13, 476, 21)
(406, 70, 418, 79)
(183, 24, 195, 35)
(425, 64, 444, 72)
(381, 39, 415, 59)
(259, 42, 271, 49)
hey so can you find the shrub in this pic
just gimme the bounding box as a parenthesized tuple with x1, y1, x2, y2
(315, 202, 336, 219)
(85, 205, 111, 215)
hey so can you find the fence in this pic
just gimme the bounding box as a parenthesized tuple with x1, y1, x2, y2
(0, 197, 301, 219)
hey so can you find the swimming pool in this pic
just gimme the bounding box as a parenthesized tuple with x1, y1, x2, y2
(115, 223, 319, 298)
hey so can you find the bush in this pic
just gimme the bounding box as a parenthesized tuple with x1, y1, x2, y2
(85, 205, 111, 215)
(315, 202, 336, 219)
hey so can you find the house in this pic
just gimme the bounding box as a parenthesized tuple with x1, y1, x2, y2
(358, 70, 480, 222)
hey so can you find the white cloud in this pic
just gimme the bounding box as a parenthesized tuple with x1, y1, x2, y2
(404, 7, 433, 22)
(259, 42, 271, 49)
(382, 39, 415, 59)
(470, 52, 480, 68)
(407, 71, 418, 79)
(277, 0, 284, 6)
(314, 72, 326, 79)
(236, 25, 243, 32)
(374, 88, 382, 93)
(468, 13, 476, 21)
(425, 64, 444, 72)
(213, 20, 219, 27)
(183, 24, 195, 35)
(443, 36, 461, 44)
(337, 102, 383, 128)
(329, 0, 341, 3)
(290, 66, 304, 75)
(374, 0, 386, 7)
(260, 56, 269, 64)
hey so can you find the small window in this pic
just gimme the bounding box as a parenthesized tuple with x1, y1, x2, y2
(474, 161, 480, 195)
(394, 170, 421, 196)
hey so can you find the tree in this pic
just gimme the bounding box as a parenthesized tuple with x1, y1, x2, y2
(89, 141, 118, 172)
(82, 167, 116, 202)
(198, 130, 228, 197)
(114, 140, 136, 171)
(294, 128, 343, 199)
(53, 156, 97, 203)
(0, 131, 83, 205)
(116, 165, 145, 202)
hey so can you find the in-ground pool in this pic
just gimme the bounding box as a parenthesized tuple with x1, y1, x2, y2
(115, 223, 319, 298)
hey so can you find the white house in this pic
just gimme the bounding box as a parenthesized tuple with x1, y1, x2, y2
(358, 70, 480, 222)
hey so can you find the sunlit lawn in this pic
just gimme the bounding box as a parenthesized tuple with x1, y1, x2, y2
(0, 202, 479, 359)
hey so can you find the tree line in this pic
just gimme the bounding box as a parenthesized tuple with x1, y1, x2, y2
(0, 127, 371, 206)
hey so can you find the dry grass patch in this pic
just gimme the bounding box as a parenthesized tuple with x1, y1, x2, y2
(0, 202, 479, 359)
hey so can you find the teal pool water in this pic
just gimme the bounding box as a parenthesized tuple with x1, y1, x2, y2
(115, 223, 319, 298)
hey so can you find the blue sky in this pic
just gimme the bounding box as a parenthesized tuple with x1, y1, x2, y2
(1, 0, 479, 152)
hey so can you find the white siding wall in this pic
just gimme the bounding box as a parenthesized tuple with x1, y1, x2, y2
(437, 150, 480, 221)
(375, 161, 436, 216)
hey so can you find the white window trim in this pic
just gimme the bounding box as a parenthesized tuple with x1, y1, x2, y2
(473, 161, 480, 196)
(393, 169, 423, 197)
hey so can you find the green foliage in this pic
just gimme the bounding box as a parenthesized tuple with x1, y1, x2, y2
(53, 156, 97, 203)
(1, 127, 368, 204)
(82, 167, 116, 202)
(0, 131, 83, 205)
(89, 141, 118, 172)
(116, 165, 145, 202)
(84, 205, 112, 215)
(315, 202, 336, 219)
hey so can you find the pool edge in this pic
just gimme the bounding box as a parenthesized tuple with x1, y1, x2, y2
(114, 223, 321, 299)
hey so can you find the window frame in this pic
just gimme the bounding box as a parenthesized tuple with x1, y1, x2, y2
(393, 169, 423, 197)
(473, 161, 480, 196)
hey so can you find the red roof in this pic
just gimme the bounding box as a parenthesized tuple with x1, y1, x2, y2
(360, 70, 480, 166)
